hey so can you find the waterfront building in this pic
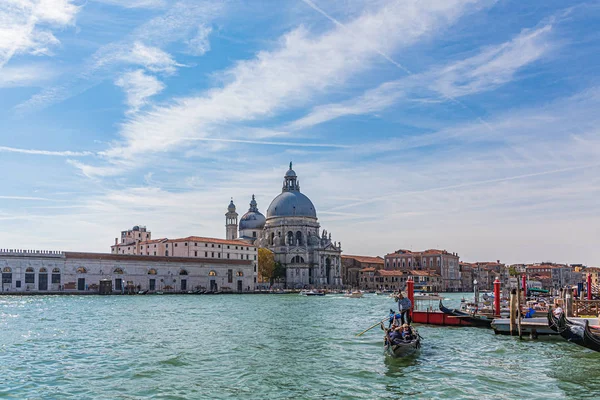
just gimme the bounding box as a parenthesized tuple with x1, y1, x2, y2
(358, 268, 442, 292)
(0, 249, 255, 293)
(230, 164, 343, 289)
(384, 249, 460, 292)
(341, 255, 384, 288)
(111, 232, 257, 264)
(525, 263, 581, 290)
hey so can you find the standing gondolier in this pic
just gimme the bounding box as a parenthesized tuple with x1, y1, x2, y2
(395, 291, 412, 325)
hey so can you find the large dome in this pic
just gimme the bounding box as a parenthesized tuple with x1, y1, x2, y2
(267, 191, 317, 219)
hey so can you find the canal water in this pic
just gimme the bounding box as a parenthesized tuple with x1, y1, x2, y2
(1, 293, 599, 399)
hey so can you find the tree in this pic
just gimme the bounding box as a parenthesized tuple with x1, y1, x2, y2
(258, 248, 275, 285)
(273, 262, 286, 285)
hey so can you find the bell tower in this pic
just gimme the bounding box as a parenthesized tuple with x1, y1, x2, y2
(225, 198, 238, 240)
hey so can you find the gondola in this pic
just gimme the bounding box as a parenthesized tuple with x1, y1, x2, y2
(439, 300, 493, 327)
(553, 310, 600, 352)
(384, 329, 421, 358)
(555, 311, 586, 345)
(582, 320, 600, 352)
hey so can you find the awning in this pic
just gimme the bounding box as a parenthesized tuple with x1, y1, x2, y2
(528, 287, 549, 293)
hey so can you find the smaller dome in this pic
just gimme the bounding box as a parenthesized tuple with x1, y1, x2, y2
(228, 199, 236, 212)
(239, 195, 266, 230)
(133, 225, 140, 231)
(285, 169, 296, 177)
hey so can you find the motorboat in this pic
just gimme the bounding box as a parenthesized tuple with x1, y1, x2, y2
(344, 291, 363, 298)
(300, 290, 325, 296)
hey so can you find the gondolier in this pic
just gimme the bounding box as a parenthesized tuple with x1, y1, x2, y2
(395, 292, 412, 325)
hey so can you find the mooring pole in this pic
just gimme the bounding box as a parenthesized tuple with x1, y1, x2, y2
(588, 274, 592, 301)
(407, 278, 414, 317)
(494, 277, 501, 317)
(522, 274, 527, 300)
(509, 288, 517, 336)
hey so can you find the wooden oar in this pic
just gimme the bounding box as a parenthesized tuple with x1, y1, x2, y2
(356, 316, 390, 337)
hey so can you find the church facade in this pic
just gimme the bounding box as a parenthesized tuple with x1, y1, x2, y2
(227, 164, 343, 288)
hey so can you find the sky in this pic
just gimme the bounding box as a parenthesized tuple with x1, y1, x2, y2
(1, 0, 599, 266)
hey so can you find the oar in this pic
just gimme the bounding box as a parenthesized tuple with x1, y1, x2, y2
(356, 316, 390, 337)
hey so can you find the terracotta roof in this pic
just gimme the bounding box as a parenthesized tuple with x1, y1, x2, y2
(377, 270, 406, 277)
(65, 252, 252, 265)
(409, 270, 441, 277)
(111, 238, 168, 248)
(386, 249, 413, 256)
(171, 236, 256, 247)
(342, 255, 384, 264)
(359, 267, 377, 272)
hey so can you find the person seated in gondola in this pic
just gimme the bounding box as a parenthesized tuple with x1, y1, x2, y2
(388, 327, 403, 344)
(401, 324, 414, 341)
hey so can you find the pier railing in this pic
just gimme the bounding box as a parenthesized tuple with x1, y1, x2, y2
(573, 300, 600, 317)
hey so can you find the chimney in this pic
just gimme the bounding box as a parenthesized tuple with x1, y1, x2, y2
(115, 238, 118, 245)
(497, 260, 500, 264)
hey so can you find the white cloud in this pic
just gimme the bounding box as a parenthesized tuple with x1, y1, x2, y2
(290, 23, 555, 130)
(0, 145, 92, 156)
(432, 24, 554, 97)
(0, 64, 58, 88)
(94, 0, 167, 9)
(0, 0, 80, 68)
(15, 0, 222, 113)
(96, 41, 183, 75)
(186, 24, 212, 56)
(115, 69, 165, 114)
(76, 0, 490, 175)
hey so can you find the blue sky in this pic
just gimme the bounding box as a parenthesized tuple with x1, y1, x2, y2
(1, 0, 599, 265)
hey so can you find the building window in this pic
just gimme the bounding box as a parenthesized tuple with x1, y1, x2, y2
(25, 267, 35, 283)
(154, 252, 156, 256)
(254, 255, 257, 261)
(209, 270, 217, 276)
(76, 267, 87, 274)
(227, 254, 230, 259)
(227, 246, 230, 249)
(212, 244, 214, 248)
(218, 253, 221, 258)
(253, 232, 257, 238)
(218, 245, 221, 248)
(195, 243, 197, 247)
(236, 271, 243, 277)
(212, 252, 215, 258)
(114, 268, 124, 274)
(148, 269, 157, 275)
(165, 250, 169, 257)
(228, 269, 233, 283)
(179, 270, 188, 275)
(51, 268, 61, 284)
(175, 243, 178, 247)
(205, 243, 208, 247)
(195, 251, 198, 257)
(185, 243, 188, 246)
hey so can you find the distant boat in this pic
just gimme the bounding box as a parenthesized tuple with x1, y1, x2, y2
(344, 291, 363, 298)
(137, 290, 148, 295)
(300, 290, 325, 296)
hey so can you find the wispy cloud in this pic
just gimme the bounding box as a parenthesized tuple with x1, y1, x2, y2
(185, 24, 212, 56)
(15, 0, 222, 113)
(0, 0, 80, 68)
(74, 0, 489, 176)
(0, 63, 58, 88)
(0, 146, 92, 157)
(115, 69, 165, 114)
(290, 22, 556, 130)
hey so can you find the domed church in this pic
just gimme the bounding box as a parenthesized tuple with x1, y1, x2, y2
(226, 163, 342, 288)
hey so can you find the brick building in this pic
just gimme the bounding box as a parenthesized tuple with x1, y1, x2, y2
(341, 255, 384, 288)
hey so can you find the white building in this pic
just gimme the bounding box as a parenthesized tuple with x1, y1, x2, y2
(0, 249, 255, 293)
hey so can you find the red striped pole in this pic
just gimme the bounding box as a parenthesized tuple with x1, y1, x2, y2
(494, 277, 501, 317)
(587, 273, 592, 300)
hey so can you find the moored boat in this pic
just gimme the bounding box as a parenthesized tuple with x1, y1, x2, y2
(439, 300, 494, 327)
(300, 290, 325, 296)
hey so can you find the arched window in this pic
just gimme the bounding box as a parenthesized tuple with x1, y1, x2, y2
(2, 267, 11, 273)
(76, 267, 87, 274)
(148, 269, 157, 275)
(270, 232, 275, 245)
(287, 231, 294, 245)
(114, 268, 124, 274)
(291, 256, 305, 264)
(25, 267, 34, 273)
(52, 268, 60, 273)
(39, 267, 47, 273)
(209, 270, 217, 276)
(236, 271, 243, 277)
(179, 269, 188, 275)
(165, 250, 169, 257)
(296, 231, 302, 246)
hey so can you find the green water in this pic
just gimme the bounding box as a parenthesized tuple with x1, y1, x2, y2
(1, 293, 599, 399)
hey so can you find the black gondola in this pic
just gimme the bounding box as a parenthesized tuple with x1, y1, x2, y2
(438, 300, 493, 327)
(555, 311, 587, 345)
(582, 321, 600, 352)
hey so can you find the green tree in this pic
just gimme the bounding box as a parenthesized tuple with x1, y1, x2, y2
(273, 262, 286, 285)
